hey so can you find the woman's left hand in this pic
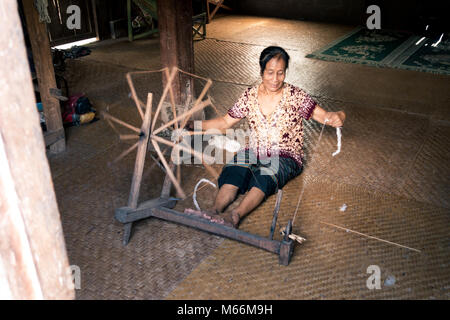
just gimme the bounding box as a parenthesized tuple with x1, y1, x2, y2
(311, 105, 346, 127)
(326, 111, 346, 128)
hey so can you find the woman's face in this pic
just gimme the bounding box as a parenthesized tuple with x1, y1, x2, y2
(261, 57, 286, 93)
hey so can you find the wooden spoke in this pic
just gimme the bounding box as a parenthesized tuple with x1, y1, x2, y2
(208, 95, 221, 116)
(178, 69, 211, 82)
(152, 134, 218, 181)
(105, 100, 122, 111)
(152, 66, 178, 132)
(144, 146, 170, 179)
(126, 72, 144, 120)
(152, 97, 211, 136)
(113, 141, 139, 163)
(119, 134, 140, 141)
(149, 153, 167, 173)
(151, 134, 215, 164)
(180, 79, 212, 129)
(125, 68, 166, 118)
(151, 139, 186, 199)
(105, 117, 121, 136)
(102, 112, 141, 134)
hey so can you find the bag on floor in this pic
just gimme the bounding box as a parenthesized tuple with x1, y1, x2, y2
(62, 93, 96, 126)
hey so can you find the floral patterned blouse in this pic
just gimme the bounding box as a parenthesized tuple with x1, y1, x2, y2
(227, 83, 317, 167)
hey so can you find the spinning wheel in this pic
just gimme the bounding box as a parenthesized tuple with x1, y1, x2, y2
(107, 67, 297, 266)
(103, 67, 219, 244)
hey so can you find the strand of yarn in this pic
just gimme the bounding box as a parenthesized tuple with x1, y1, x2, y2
(292, 119, 329, 226)
(319, 221, 421, 253)
(332, 127, 342, 156)
(193, 178, 217, 212)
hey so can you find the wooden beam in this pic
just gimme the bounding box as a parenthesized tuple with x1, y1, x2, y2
(22, 0, 65, 153)
(91, 0, 100, 41)
(157, 0, 195, 107)
(128, 93, 153, 209)
(0, 0, 74, 299)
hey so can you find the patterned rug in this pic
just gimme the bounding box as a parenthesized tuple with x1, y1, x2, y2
(306, 27, 450, 75)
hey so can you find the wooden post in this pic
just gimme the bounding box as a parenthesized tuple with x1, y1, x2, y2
(0, 0, 74, 299)
(22, 0, 66, 153)
(91, 0, 100, 41)
(157, 0, 195, 107)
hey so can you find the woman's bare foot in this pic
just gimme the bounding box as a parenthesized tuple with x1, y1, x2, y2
(203, 209, 219, 218)
(184, 208, 218, 220)
(221, 210, 240, 228)
(183, 208, 239, 228)
(231, 211, 240, 228)
(204, 210, 228, 225)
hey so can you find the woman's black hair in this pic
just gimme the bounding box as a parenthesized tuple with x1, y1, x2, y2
(259, 46, 290, 75)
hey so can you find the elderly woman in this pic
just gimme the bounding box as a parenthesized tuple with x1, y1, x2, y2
(197, 46, 345, 227)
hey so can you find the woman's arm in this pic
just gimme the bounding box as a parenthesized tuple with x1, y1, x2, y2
(311, 105, 346, 128)
(192, 114, 241, 133)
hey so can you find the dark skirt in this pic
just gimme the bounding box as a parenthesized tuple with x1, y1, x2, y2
(218, 149, 302, 198)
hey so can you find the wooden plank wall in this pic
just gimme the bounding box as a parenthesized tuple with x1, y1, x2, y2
(0, 0, 74, 299)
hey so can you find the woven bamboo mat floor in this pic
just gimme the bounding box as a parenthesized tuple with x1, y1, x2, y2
(48, 14, 450, 299)
(168, 179, 449, 299)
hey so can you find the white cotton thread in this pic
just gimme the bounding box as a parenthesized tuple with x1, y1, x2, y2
(332, 127, 342, 157)
(292, 119, 328, 226)
(292, 117, 343, 226)
(208, 135, 241, 153)
(193, 179, 217, 212)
